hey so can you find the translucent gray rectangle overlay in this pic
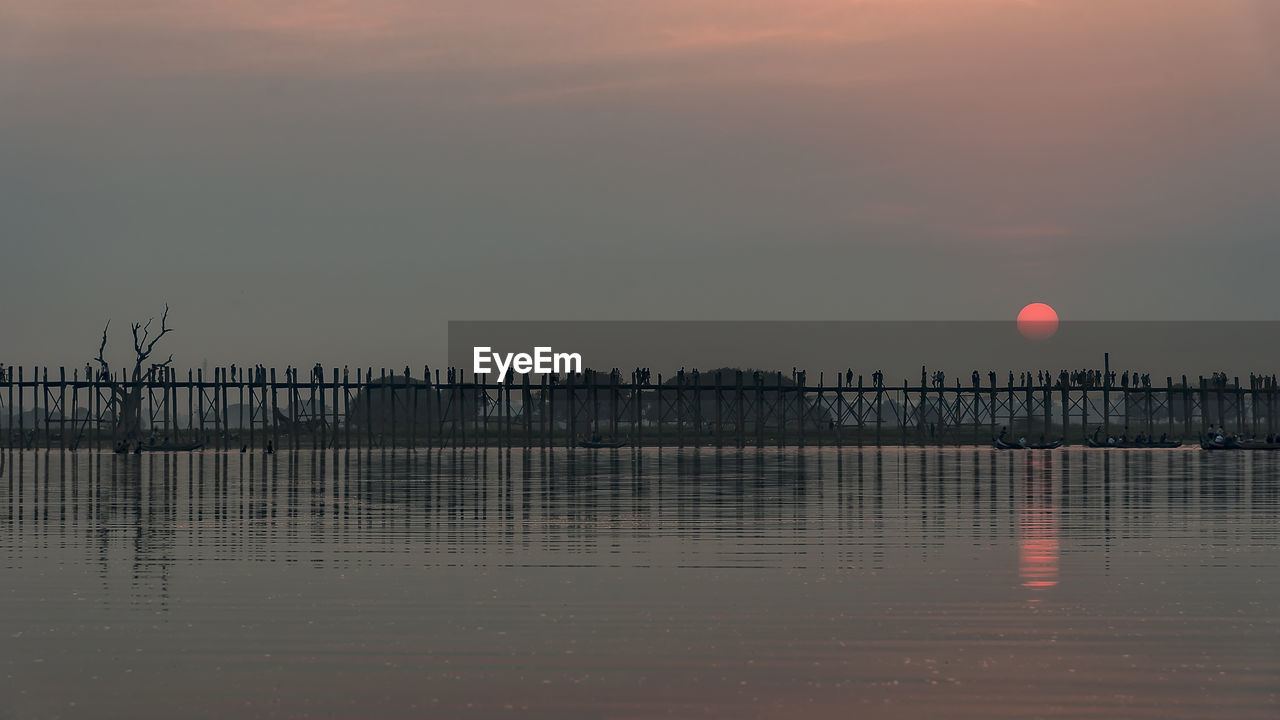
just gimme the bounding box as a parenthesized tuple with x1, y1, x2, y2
(449, 321, 1280, 384)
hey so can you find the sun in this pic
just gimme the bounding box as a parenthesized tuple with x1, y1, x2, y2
(1017, 303, 1059, 340)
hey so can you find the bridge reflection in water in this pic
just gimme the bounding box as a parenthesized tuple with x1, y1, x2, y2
(2, 447, 1278, 720)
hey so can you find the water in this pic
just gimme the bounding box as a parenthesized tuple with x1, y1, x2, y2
(2, 448, 1277, 719)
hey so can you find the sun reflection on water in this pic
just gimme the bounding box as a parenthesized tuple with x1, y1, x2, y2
(1019, 474, 1059, 601)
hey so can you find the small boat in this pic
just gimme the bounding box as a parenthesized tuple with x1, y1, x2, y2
(137, 440, 205, 452)
(993, 438, 1063, 450)
(1236, 440, 1280, 450)
(1085, 438, 1183, 449)
(578, 438, 627, 449)
(1200, 437, 1280, 451)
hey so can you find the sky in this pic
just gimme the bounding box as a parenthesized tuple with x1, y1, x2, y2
(2, 1, 1279, 370)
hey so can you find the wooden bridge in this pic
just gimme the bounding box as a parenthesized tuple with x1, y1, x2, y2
(0, 365, 1273, 450)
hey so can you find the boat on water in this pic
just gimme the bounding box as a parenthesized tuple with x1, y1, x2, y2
(1199, 437, 1280, 451)
(141, 440, 204, 452)
(993, 438, 1063, 450)
(114, 440, 205, 453)
(578, 438, 627, 449)
(1085, 438, 1183, 449)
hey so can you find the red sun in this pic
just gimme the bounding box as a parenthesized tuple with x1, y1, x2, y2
(1017, 303, 1059, 340)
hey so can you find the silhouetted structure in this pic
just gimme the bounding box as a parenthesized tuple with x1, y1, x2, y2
(1, 364, 1272, 450)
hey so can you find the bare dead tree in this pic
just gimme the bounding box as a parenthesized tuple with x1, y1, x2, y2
(89, 305, 176, 445)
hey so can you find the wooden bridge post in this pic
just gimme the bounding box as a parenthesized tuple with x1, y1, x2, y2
(874, 377, 882, 447)
(163, 367, 171, 443)
(42, 367, 50, 449)
(565, 371, 574, 448)
(308, 369, 317, 451)
(1006, 374, 1015, 440)
(247, 368, 255, 451)
(1215, 377, 1225, 430)
(1024, 378, 1033, 441)
(1235, 377, 1244, 434)
(1269, 378, 1276, 437)
(4, 367, 11, 450)
(111, 368, 121, 448)
(654, 373, 663, 449)
(16, 367, 24, 449)
(1102, 376, 1111, 440)
(503, 373, 512, 449)
(479, 371, 486, 448)
(5, 367, 12, 450)
(484, 371, 493, 447)
(411, 367, 420, 449)
(196, 368, 205, 445)
(237, 367, 246, 448)
(362, 368, 371, 448)
(404, 369, 412, 450)
(92, 367, 101, 450)
(288, 368, 298, 450)
(676, 372, 685, 448)
(211, 368, 219, 451)
(951, 380, 961, 446)
(1182, 376, 1191, 437)
(816, 372, 825, 448)
(539, 374, 547, 448)
(1123, 383, 1132, 436)
(1042, 377, 1051, 440)
(383, 367, 393, 449)
(184, 369, 192, 445)
(773, 371, 783, 445)
(1152, 381, 1162, 438)
(894, 379, 904, 441)
(835, 373, 843, 448)
(447, 368, 457, 449)
(58, 366, 66, 450)
(918, 370, 927, 445)
(71, 368, 80, 449)
(432, 369, 443, 449)
(1165, 377, 1174, 440)
(971, 378, 979, 446)
(1060, 378, 1069, 442)
(266, 368, 276, 448)
(590, 369, 600, 439)
(332, 368, 339, 450)
(736, 371, 745, 449)
(172, 367, 179, 443)
(798, 371, 808, 448)
(1266, 378, 1274, 437)
(1080, 381, 1090, 442)
(714, 371, 723, 448)
(694, 371, 704, 446)
(460, 369, 469, 450)
(523, 373, 532, 448)
(1192, 376, 1203, 430)
(756, 373, 765, 448)
(988, 374, 997, 441)
(223, 367, 231, 446)
(611, 371, 619, 443)
(856, 375, 865, 448)
(632, 371, 641, 447)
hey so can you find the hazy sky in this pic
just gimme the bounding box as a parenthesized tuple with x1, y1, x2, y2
(3, 1, 1279, 370)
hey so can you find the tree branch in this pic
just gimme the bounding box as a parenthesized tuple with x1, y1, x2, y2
(94, 320, 111, 377)
(132, 304, 174, 365)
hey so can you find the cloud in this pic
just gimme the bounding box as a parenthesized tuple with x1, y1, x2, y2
(1, 1, 1049, 77)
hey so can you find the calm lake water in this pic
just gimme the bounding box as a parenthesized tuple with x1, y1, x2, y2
(2, 448, 1277, 719)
